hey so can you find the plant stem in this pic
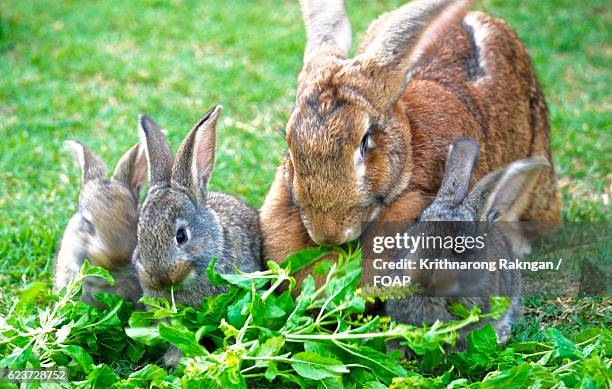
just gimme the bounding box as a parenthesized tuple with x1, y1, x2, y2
(286, 330, 397, 341)
(235, 272, 289, 345)
(314, 264, 339, 323)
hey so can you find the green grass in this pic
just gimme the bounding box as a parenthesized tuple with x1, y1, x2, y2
(0, 0, 609, 365)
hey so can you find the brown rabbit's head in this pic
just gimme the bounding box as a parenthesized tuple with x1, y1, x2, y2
(285, 0, 471, 245)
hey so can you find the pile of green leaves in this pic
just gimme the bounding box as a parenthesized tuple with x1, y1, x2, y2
(0, 248, 610, 388)
(0, 262, 162, 386)
(393, 325, 610, 388)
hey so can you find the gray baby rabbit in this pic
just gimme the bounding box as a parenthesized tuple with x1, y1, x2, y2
(55, 140, 146, 306)
(134, 106, 262, 366)
(387, 137, 548, 345)
(134, 105, 261, 306)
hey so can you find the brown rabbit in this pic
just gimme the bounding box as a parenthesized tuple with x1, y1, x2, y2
(260, 0, 560, 280)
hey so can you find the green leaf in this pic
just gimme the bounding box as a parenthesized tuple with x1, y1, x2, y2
(401, 320, 458, 357)
(128, 310, 156, 328)
(0, 345, 33, 368)
(280, 247, 327, 273)
(206, 258, 227, 286)
(290, 351, 349, 380)
(313, 260, 334, 277)
(448, 324, 516, 377)
(219, 272, 267, 290)
(448, 301, 471, 319)
(159, 322, 205, 356)
(275, 290, 296, 314)
(16, 282, 47, 314)
(390, 369, 453, 389)
(574, 328, 609, 357)
(334, 342, 406, 384)
(363, 381, 388, 389)
(317, 376, 344, 389)
(127, 364, 168, 382)
(125, 340, 145, 363)
(488, 296, 512, 319)
(348, 316, 380, 334)
(199, 287, 243, 324)
(92, 292, 124, 311)
(420, 348, 445, 372)
(510, 341, 548, 353)
(548, 328, 582, 360)
(346, 367, 385, 387)
(304, 342, 341, 360)
(580, 354, 611, 388)
(78, 364, 119, 387)
(256, 336, 285, 358)
(574, 327, 605, 344)
(227, 292, 251, 327)
(469, 324, 501, 355)
(138, 296, 172, 311)
(285, 275, 316, 329)
(81, 261, 114, 286)
(60, 345, 94, 373)
(324, 268, 361, 307)
(252, 294, 287, 328)
(125, 326, 162, 346)
(480, 362, 531, 388)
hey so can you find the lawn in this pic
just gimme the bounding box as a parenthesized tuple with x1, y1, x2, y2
(0, 0, 609, 386)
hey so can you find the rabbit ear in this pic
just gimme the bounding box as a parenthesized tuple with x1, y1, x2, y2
(139, 114, 173, 188)
(437, 137, 479, 205)
(466, 157, 550, 221)
(64, 140, 106, 185)
(300, 0, 352, 63)
(112, 142, 148, 196)
(172, 105, 222, 203)
(357, 0, 471, 104)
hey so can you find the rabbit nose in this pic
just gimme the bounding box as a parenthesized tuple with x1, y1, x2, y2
(306, 212, 362, 246)
(309, 225, 360, 246)
(137, 261, 194, 289)
(149, 273, 173, 289)
(168, 260, 194, 284)
(344, 227, 360, 242)
(310, 232, 347, 246)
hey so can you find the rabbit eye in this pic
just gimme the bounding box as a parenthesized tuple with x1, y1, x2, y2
(175, 228, 188, 245)
(359, 125, 376, 160)
(80, 215, 95, 235)
(359, 131, 371, 158)
(487, 210, 500, 221)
